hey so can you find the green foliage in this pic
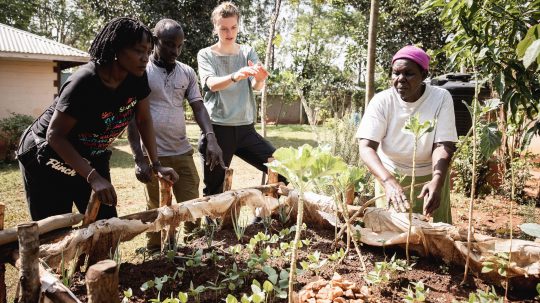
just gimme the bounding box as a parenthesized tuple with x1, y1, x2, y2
(321, 113, 362, 166)
(121, 288, 133, 303)
(452, 286, 503, 303)
(452, 136, 491, 197)
(519, 223, 540, 238)
(516, 24, 540, 70)
(0, 113, 34, 162)
(481, 251, 514, 277)
(231, 204, 249, 242)
(403, 281, 429, 303)
(267, 144, 347, 192)
(364, 254, 413, 287)
(403, 114, 435, 139)
(421, 0, 540, 149)
(498, 154, 533, 203)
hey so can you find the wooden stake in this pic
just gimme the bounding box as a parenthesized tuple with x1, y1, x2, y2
(345, 185, 355, 205)
(86, 260, 119, 303)
(17, 222, 40, 303)
(159, 178, 174, 251)
(83, 192, 101, 226)
(223, 168, 234, 192)
(0, 203, 5, 303)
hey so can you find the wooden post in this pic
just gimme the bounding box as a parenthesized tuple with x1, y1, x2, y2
(0, 203, 5, 303)
(159, 178, 174, 251)
(86, 260, 119, 303)
(83, 192, 101, 226)
(223, 168, 234, 192)
(18, 222, 40, 303)
(267, 158, 279, 199)
(345, 185, 355, 205)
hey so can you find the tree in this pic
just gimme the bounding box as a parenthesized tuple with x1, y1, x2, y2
(0, 0, 38, 29)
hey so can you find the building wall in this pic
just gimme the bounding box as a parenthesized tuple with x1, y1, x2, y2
(0, 59, 56, 119)
(265, 95, 302, 124)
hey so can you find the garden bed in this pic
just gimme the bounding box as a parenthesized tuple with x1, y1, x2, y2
(66, 194, 539, 303)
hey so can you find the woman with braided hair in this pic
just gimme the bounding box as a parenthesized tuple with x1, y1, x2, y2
(17, 17, 178, 220)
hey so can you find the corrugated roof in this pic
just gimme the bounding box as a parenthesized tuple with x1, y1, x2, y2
(0, 23, 89, 62)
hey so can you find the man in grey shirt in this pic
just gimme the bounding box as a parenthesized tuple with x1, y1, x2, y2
(128, 19, 224, 250)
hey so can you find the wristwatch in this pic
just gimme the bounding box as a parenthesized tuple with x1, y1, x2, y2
(230, 73, 237, 82)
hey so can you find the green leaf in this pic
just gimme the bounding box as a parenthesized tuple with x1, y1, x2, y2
(520, 223, 540, 238)
(523, 39, 540, 68)
(263, 266, 278, 284)
(263, 280, 274, 292)
(178, 292, 188, 303)
(226, 294, 238, 303)
(479, 123, 502, 159)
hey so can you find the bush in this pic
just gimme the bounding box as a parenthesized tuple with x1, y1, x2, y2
(498, 153, 533, 204)
(452, 136, 492, 197)
(0, 113, 34, 162)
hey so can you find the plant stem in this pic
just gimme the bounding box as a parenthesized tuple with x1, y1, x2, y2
(506, 143, 516, 300)
(288, 190, 304, 302)
(406, 139, 418, 265)
(463, 68, 479, 284)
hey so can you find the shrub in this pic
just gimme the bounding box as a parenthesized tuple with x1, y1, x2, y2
(0, 112, 34, 162)
(498, 153, 533, 204)
(452, 135, 492, 197)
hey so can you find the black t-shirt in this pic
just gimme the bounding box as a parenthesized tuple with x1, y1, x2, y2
(31, 61, 151, 158)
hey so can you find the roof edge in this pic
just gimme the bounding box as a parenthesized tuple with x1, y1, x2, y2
(0, 52, 89, 63)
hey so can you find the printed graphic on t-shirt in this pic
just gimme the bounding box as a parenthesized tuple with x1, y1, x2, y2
(78, 97, 138, 156)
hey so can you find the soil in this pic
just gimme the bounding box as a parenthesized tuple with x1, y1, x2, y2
(69, 193, 540, 303)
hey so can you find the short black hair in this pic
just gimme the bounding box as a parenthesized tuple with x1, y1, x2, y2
(154, 19, 183, 38)
(89, 17, 153, 65)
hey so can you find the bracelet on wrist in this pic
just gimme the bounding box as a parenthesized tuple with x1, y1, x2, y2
(86, 168, 96, 183)
(230, 73, 237, 83)
(205, 131, 215, 138)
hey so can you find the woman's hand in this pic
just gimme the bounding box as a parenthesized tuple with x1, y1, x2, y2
(233, 65, 258, 81)
(88, 172, 117, 206)
(382, 176, 410, 212)
(248, 60, 269, 82)
(418, 178, 442, 216)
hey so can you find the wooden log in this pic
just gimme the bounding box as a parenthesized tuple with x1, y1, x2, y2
(0, 213, 84, 246)
(83, 192, 101, 226)
(0, 203, 5, 303)
(267, 158, 279, 199)
(223, 168, 234, 191)
(159, 178, 174, 251)
(18, 222, 40, 303)
(86, 260, 119, 303)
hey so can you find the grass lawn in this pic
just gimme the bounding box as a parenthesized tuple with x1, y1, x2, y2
(0, 123, 318, 300)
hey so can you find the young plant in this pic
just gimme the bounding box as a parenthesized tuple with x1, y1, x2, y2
(188, 281, 206, 303)
(481, 251, 515, 278)
(141, 274, 171, 300)
(220, 262, 245, 291)
(267, 144, 346, 302)
(403, 281, 429, 303)
(364, 254, 413, 288)
(231, 203, 249, 242)
(402, 114, 435, 264)
(121, 288, 133, 303)
(300, 250, 328, 276)
(452, 286, 503, 303)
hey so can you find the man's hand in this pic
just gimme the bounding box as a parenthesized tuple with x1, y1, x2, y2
(418, 179, 442, 216)
(154, 166, 179, 184)
(134, 161, 152, 183)
(205, 135, 226, 171)
(382, 177, 410, 213)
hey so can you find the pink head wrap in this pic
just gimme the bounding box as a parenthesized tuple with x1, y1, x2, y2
(392, 45, 430, 71)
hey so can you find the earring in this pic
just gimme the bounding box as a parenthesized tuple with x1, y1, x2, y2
(114, 54, 118, 61)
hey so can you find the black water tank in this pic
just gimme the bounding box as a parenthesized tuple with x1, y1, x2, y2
(431, 73, 490, 137)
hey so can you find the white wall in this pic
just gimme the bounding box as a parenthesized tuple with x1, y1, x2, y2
(0, 59, 56, 119)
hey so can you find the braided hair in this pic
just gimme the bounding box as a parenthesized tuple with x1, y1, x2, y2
(89, 17, 153, 65)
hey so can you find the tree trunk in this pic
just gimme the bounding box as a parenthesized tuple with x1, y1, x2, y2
(0, 203, 5, 303)
(18, 222, 41, 303)
(83, 192, 101, 226)
(365, 0, 380, 106)
(86, 260, 119, 303)
(260, 0, 282, 137)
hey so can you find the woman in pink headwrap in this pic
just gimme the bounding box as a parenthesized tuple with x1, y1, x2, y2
(356, 45, 457, 223)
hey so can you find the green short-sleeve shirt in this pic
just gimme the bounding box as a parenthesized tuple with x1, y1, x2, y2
(197, 45, 259, 126)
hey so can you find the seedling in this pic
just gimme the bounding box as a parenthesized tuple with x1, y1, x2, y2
(364, 254, 413, 287)
(141, 274, 171, 300)
(188, 280, 206, 303)
(121, 288, 132, 303)
(481, 251, 515, 277)
(402, 113, 435, 264)
(300, 250, 328, 276)
(403, 281, 429, 303)
(231, 204, 249, 242)
(452, 286, 503, 303)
